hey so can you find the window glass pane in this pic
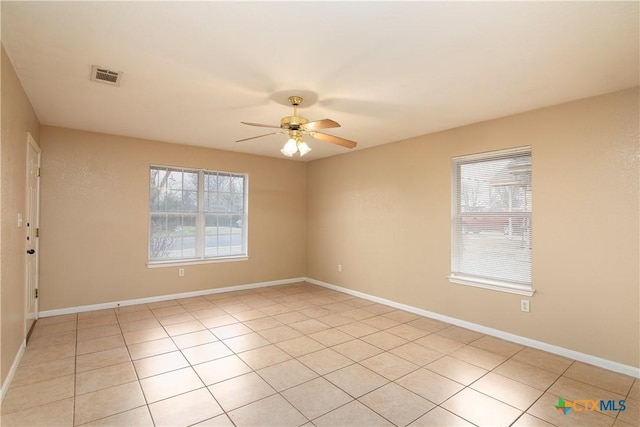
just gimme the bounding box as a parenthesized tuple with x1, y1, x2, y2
(204, 189, 212, 212)
(183, 172, 198, 190)
(205, 214, 219, 257)
(452, 149, 532, 289)
(455, 216, 531, 284)
(221, 193, 233, 212)
(149, 168, 166, 212)
(232, 194, 244, 212)
(232, 175, 244, 193)
(164, 190, 181, 211)
(183, 190, 198, 211)
(176, 214, 197, 258)
(459, 155, 531, 214)
(150, 167, 199, 213)
(218, 174, 231, 193)
(149, 189, 160, 212)
(232, 214, 244, 235)
(150, 166, 247, 262)
(149, 214, 171, 260)
(149, 213, 197, 260)
(167, 170, 183, 190)
(206, 173, 218, 192)
(217, 214, 231, 228)
(205, 214, 218, 257)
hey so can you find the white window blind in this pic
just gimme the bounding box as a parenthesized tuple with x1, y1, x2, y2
(450, 147, 532, 295)
(149, 166, 248, 263)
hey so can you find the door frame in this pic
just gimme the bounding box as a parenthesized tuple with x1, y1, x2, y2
(25, 132, 41, 339)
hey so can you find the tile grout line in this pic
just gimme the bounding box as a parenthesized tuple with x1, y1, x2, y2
(509, 360, 577, 427)
(73, 312, 78, 427)
(119, 304, 156, 427)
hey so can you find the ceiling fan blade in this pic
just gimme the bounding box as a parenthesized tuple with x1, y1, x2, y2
(241, 121, 281, 129)
(301, 119, 340, 131)
(236, 132, 282, 142)
(310, 132, 357, 149)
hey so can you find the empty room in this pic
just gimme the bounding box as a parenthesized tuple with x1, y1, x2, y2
(1, 1, 638, 426)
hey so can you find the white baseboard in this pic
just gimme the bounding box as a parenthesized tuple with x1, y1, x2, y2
(1, 340, 26, 403)
(305, 277, 640, 379)
(35, 275, 639, 378)
(39, 277, 306, 318)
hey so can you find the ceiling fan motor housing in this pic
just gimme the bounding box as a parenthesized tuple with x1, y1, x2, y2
(281, 115, 309, 130)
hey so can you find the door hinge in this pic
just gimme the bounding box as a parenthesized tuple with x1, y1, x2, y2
(37, 167, 41, 177)
(35, 289, 38, 299)
(36, 228, 40, 238)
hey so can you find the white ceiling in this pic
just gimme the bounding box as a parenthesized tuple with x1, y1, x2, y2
(2, 1, 638, 161)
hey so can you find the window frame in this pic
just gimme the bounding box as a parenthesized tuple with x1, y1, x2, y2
(147, 165, 249, 267)
(449, 146, 534, 296)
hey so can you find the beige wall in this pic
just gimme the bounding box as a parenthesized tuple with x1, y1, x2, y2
(38, 127, 306, 310)
(307, 88, 640, 367)
(1, 45, 41, 385)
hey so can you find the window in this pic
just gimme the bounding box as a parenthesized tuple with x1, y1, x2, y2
(450, 147, 533, 295)
(149, 166, 248, 264)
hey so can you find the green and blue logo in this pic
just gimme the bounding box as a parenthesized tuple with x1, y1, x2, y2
(554, 397, 573, 415)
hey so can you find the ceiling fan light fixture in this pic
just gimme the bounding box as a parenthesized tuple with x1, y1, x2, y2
(297, 141, 312, 156)
(281, 138, 298, 156)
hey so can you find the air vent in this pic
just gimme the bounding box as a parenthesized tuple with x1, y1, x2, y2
(90, 65, 123, 86)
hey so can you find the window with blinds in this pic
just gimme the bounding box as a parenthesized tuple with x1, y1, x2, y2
(450, 147, 533, 295)
(149, 166, 248, 264)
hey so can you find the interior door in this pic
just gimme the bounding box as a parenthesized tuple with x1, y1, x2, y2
(25, 133, 41, 337)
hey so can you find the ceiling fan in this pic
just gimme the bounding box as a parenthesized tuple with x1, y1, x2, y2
(236, 95, 357, 157)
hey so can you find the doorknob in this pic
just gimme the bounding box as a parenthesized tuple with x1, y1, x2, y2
(26, 249, 35, 254)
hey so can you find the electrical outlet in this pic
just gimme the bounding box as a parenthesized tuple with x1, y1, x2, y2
(179, 268, 185, 277)
(338, 264, 342, 272)
(520, 299, 530, 313)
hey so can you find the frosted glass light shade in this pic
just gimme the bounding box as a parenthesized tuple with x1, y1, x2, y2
(281, 138, 298, 156)
(298, 141, 312, 156)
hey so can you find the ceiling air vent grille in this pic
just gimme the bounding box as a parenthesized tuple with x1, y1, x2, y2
(90, 65, 123, 86)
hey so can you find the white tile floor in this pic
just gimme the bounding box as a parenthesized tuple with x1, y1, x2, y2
(1, 282, 638, 426)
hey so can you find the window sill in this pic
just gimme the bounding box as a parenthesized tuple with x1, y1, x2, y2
(448, 274, 535, 296)
(147, 256, 249, 268)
